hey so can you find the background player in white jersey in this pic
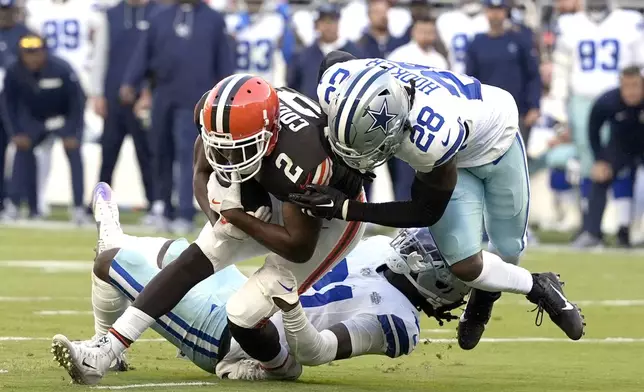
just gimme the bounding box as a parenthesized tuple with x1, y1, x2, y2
(289, 51, 586, 351)
(549, 0, 644, 228)
(24, 0, 108, 218)
(435, 0, 488, 74)
(52, 184, 467, 383)
(225, 0, 287, 86)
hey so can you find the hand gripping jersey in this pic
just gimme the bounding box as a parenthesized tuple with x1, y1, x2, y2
(229, 13, 285, 85)
(317, 58, 519, 170)
(25, 0, 107, 92)
(435, 10, 489, 74)
(550, 10, 644, 121)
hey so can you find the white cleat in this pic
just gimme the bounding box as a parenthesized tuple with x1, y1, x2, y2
(91, 182, 123, 255)
(51, 334, 114, 385)
(216, 355, 301, 381)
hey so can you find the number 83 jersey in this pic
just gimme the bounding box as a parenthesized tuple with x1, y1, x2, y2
(318, 58, 520, 171)
(555, 10, 644, 99)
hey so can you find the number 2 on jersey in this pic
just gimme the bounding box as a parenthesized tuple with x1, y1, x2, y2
(410, 106, 445, 152)
(276, 153, 303, 183)
(300, 259, 353, 307)
(43, 19, 80, 50)
(578, 39, 620, 71)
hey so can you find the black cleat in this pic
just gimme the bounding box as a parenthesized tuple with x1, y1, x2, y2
(526, 273, 585, 340)
(457, 289, 501, 350)
(616, 227, 631, 248)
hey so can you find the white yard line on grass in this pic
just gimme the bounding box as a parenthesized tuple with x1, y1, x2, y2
(2, 336, 643, 344)
(0, 337, 165, 342)
(0, 260, 262, 276)
(419, 337, 644, 344)
(91, 382, 218, 390)
(33, 310, 93, 316)
(0, 296, 90, 302)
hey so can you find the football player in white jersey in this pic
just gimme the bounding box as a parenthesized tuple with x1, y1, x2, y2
(288, 51, 586, 351)
(549, 0, 644, 227)
(435, 0, 489, 74)
(24, 0, 107, 220)
(52, 184, 467, 382)
(225, 0, 287, 86)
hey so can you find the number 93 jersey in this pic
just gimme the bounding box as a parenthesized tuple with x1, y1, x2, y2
(556, 10, 644, 98)
(318, 58, 519, 171)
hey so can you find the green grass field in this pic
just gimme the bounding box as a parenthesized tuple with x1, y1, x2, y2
(1, 226, 643, 392)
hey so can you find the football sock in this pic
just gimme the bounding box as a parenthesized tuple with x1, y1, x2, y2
(281, 302, 338, 365)
(467, 251, 533, 294)
(260, 345, 289, 371)
(92, 272, 129, 336)
(614, 198, 633, 228)
(109, 307, 155, 354)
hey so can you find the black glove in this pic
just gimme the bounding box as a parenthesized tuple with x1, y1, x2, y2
(288, 184, 349, 220)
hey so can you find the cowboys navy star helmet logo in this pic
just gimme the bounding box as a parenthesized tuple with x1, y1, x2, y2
(365, 100, 397, 134)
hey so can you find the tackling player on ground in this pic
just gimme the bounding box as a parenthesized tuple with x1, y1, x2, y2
(51, 75, 366, 384)
(53, 183, 467, 383)
(289, 51, 586, 350)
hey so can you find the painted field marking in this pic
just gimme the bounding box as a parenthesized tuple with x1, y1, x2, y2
(0, 296, 90, 302)
(91, 382, 218, 390)
(34, 310, 93, 316)
(419, 337, 644, 344)
(0, 337, 165, 342)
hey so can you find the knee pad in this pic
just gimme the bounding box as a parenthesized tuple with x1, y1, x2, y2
(550, 169, 572, 192)
(487, 240, 523, 265)
(226, 276, 277, 329)
(612, 169, 634, 199)
(226, 264, 299, 328)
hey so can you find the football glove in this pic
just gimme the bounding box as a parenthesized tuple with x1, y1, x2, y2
(288, 184, 349, 220)
(208, 172, 243, 214)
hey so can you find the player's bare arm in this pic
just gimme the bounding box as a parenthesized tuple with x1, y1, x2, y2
(193, 137, 218, 225)
(221, 202, 322, 263)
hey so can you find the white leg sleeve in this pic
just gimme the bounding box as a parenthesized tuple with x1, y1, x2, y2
(467, 251, 533, 294)
(92, 272, 129, 336)
(281, 303, 338, 366)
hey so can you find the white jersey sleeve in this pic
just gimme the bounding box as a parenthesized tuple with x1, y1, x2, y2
(318, 57, 516, 170)
(88, 10, 108, 97)
(549, 14, 575, 124)
(271, 236, 421, 362)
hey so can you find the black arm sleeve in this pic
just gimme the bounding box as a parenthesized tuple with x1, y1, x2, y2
(318, 50, 358, 83)
(344, 158, 457, 227)
(345, 177, 453, 227)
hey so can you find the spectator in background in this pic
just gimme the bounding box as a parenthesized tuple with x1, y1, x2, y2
(398, 0, 449, 60)
(0, 0, 31, 219)
(388, 16, 448, 69)
(466, 0, 541, 142)
(356, 0, 402, 59)
(383, 15, 448, 202)
(2, 35, 85, 222)
(119, 0, 234, 234)
(24, 0, 108, 219)
(287, 3, 362, 100)
(93, 0, 158, 224)
(574, 67, 644, 248)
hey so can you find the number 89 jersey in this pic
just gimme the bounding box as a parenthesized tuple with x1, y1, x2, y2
(318, 57, 519, 171)
(25, 0, 105, 91)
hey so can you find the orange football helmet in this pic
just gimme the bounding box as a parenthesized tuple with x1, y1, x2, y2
(197, 74, 280, 183)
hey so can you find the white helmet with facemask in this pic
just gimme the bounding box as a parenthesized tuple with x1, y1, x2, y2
(386, 228, 470, 310)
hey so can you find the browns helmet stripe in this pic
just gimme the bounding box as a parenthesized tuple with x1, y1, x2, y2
(214, 74, 252, 136)
(201, 76, 235, 134)
(221, 75, 254, 136)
